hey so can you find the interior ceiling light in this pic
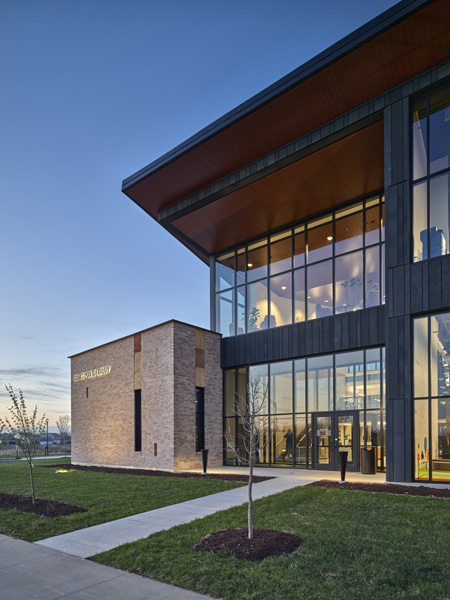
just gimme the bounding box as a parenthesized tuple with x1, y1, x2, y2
(281, 286, 286, 290)
(247, 263, 253, 267)
(327, 236, 333, 241)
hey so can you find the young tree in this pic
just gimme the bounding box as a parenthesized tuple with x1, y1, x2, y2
(0, 385, 46, 504)
(225, 373, 274, 539)
(56, 414, 71, 457)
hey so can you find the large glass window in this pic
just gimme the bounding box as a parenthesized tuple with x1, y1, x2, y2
(270, 362, 292, 414)
(247, 280, 268, 331)
(308, 355, 333, 412)
(224, 347, 385, 469)
(413, 312, 450, 481)
(335, 252, 363, 313)
(214, 194, 384, 335)
(412, 84, 450, 262)
(270, 273, 292, 328)
(335, 351, 364, 410)
(307, 260, 333, 319)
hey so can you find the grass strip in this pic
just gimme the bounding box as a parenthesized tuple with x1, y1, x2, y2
(0, 459, 243, 542)
(93, 485, 450, 600)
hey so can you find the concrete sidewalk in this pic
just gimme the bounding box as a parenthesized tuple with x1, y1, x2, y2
(0, 534, 212, 600)
(35, 467, 386, 558)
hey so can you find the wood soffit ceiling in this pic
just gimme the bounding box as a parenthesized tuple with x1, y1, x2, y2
(172, 121, 384, 258)
(124, 0, 450, 224)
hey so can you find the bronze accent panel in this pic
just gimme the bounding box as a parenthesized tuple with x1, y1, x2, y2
(195, 348, 205, 368)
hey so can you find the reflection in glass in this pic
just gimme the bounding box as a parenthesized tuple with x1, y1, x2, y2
(272, 416, 294, 465)
(247, 240, 267, 282)
(429, 173, 449, 258)
(294, 226, 305, 268)
(294, 269, 305, 323)
(295, 415, 307, 466)
(414, 317, 429, 398)
(307, 260, 333, 320)
(225, 370, 235, 416)
(335, 251, 363, 313)
(366, 348, 381, 409)
(308, 355, 333, 412)
(413, 182, 428, 262)
(334, 205, 363, 255)
(365, 199, 380, 246)
(270, 273, 292, 328)
(381, 200, 385, 242)
(215, 252, 235, 291)
(237, 368, 247, 415)
(246, 280, 268, 331)
(431, 397, 450, 481)
(365, 247, 380, 307)
(270, 231, 292, 275)
(216, 289, 234, 337)
(295, 359, 306, 412)
(236, 249, 246, 286)
(315, 415, 332, 465)
(307, 217, 333, 263)
(382, 347, 386, 408)
(255, 415, 269, 464)
(335, 351, 364, 410)
(337, 414, 354, 462)
(224, 417, 237, 465)
(381, 244, 385, 304)
(412, 96, 428, 181)
(365, 410, 381, 468)
(270, 362, 293, 414)
(430, 315, 450, 397)
(249, 364, 269, 414)
(430, 84, 450, 175)
(236, 286, 245, 335)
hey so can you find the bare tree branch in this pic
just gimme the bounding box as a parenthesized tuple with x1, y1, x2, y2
(225, 372, 275, 539)
(0, 385, 46, 503)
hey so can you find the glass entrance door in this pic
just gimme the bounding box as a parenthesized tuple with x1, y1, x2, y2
(313, 411, 359, 471)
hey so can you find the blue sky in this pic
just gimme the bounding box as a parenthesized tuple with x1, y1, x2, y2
(0, 0, 399, 428)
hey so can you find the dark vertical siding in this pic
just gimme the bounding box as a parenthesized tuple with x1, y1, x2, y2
(220, 306, 385, 369)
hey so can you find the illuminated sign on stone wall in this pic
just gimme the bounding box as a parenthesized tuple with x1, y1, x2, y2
(73, 365, 112, 382)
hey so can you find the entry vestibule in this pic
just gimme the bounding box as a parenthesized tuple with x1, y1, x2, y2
(312, 411, 359, 472)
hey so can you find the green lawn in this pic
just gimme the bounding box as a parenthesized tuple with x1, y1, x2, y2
(93, 485, 450, 600)
(0, 459, 243, 542)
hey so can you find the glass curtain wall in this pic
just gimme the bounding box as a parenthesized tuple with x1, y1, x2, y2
(412, 83, 450, 262)
(414, 312, 450, 481)
(224, 347, 386, 470)
(214, 194, 385, 336)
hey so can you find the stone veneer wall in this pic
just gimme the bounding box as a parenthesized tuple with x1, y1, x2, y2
(71, 336, 135, 467)
(173, 322, 222, 470)
(71, 320, 222, 471)
(138, 322, 175, 470)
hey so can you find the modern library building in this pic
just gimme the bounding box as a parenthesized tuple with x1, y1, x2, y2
(78, 0, 450, 483)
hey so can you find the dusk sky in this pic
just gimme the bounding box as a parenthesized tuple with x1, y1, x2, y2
(0, 0, 399, 428)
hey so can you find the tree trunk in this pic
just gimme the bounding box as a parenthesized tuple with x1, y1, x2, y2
(248, 453, 253, 539)
(29, 460, 35, 504)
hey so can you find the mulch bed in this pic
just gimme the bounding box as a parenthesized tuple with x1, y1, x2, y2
(38, 463, 273, 483)
(195, 528, 302, 561)
(310, 479, 450, 498)
(0, 493, 87, 517)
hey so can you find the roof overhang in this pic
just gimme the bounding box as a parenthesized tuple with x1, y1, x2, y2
(123, 0, 450, 262)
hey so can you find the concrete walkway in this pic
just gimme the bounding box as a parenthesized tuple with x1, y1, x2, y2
(0, 534, 212, 600)
(35, 466, 386, 558)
